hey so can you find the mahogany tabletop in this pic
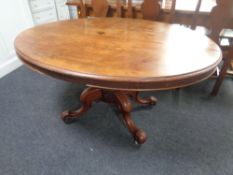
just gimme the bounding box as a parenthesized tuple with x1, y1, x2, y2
(15, 18, 222, 91)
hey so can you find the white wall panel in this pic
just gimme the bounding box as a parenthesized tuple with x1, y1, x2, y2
(0, 33, 9, 63)
(0, 0, 33, 78)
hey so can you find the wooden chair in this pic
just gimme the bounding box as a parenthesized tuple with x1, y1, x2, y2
(166, 0, 202, 28)
(191, 0, 202, 29)
(142, 0, 233, 95)
(130, 0, 200, 25)
(208, 0, 233, 95)
(78, 0, 123, 18)
(91, 0, 109, 17)
(212, 46, 233, 95)
(131, 0, 171, 21)
(129, 0, 232, 95)
(78, 0, 86, 18)
(140, 0, 162, 21)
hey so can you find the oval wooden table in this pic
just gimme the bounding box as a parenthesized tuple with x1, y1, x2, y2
(15, 18, 222, 144)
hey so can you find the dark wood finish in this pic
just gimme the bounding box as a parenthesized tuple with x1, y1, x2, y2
(15, 18, 222, 144)
(208, 0, 233, 95)
(61, 87, 156, 144)
(208, 0, 233, 44)
(211, 46, 233, 95)
(127, 91, 157, 105)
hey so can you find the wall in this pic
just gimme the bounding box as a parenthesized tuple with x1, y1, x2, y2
(0, 0, 33, 78)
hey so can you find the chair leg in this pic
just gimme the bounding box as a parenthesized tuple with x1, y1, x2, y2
(211, 57, 232, 96)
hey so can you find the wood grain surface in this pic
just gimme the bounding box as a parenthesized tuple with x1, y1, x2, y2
(15, 18, 222, 90)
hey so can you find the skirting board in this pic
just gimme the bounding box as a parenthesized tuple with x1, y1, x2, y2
(0, 56, 22, 79)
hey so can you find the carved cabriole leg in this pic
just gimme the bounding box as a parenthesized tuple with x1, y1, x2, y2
(127, 91, 157, 105)
(61, 87, 103, 123)
(61, 88, 157, 144)
(114, 91, 147, 144)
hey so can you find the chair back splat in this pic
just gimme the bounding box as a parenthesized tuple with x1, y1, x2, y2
(141, 0, 161, 21)
(77, 0, 124, 18)
(91, 0, 109, 17)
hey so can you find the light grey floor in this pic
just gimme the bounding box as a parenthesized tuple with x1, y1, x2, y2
(0, 66, 233, 175)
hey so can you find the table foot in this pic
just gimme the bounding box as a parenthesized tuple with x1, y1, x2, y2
(61, 88, 156, 144)
(61, 87, 102, 123)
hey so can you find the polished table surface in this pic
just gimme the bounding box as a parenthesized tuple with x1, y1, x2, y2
(15, 18, 222, 144)
(15, 18, 221, 91)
